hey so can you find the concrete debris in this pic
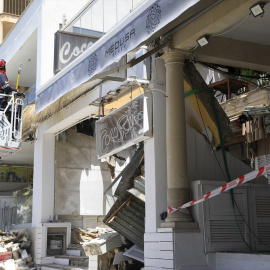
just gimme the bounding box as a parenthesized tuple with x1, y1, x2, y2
(83, 232, 123, 256)
(73, 227, 114, 244)
(75, 226, 123, 257)
(0, 248, 7, 254)
(21, 250, 28, 260)
(0, 230, 37, 270)
(74, 227, 143, 269)
(113, 252, 130, 265)
(5, 243, 13, 252)
(12, 250, 20, 260)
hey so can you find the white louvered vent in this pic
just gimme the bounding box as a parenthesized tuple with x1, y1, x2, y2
(255, 196, 270, 246)
(256, 196, 270, 217)
(257, 224, 270, 245)
(256, 155, 270, 184)
(210, 220, 246, 243)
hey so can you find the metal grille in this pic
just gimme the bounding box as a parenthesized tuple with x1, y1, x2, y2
(210, 220, 246, 242)
(1, 206, 17, 232)
(255, 195, 270, 246)
(3, 0, 32, 16)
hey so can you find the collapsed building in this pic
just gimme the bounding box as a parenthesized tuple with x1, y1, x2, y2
(0, 0, 270, 269)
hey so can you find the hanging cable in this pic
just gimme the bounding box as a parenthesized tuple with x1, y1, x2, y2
(188, 13, 250, 53)
(211, 15, 249, 38)
(193, 87, 270, 250)
(194, 60, 270, 90)
(193, 92, 251, 250)
(210, 88, 253, 250)
(185, 58, 253, 249)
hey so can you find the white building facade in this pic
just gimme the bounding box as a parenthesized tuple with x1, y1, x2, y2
(1, 0, 270, 269)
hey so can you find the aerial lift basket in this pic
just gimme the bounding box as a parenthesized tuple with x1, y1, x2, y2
(0, 92, 23, 157)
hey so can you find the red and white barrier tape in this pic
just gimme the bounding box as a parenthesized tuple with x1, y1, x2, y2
(168, 165, 270, 214)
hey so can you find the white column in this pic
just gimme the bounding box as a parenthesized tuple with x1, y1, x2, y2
(32, 125, 55, 227)
(89, 255, 98, 270)
(164, 48, 192, 222)
(145, 58, 167, 232)
(0, 1, 4, 13)
(0, 18, 4, 44)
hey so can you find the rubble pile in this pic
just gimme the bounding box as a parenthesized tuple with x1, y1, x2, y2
(73, 227, 107, 244)
(0, 230, 36, 270)
(74, 228, 144, 269)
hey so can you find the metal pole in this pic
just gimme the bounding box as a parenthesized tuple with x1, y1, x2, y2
(103, 0, 104, 33)
(116, 0, 118, 23)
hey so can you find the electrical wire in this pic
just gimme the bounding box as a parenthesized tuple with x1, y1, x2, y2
(185, 61, 229, 177)
(233, 199, 270, 249)
(189, 44, 199, 52)
(200, 61, 268, 82)
(194, 93, 252, 250)
(195, 60, 266, 89)
(194, 91, 270, 250)
(197, 60, 270, 89)
(211, 14, 249, 38)
(184, 7, 270, 247)
(189, 57, 270, 249)
(194, 94, 226, 181)
(189, 13, 249, 53)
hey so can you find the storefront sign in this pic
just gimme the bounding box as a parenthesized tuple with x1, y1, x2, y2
(54, 31, 99, 73)
(36, 0, 200, 114)
(96, 94, 152, 159)
(0, 167, 33, 183)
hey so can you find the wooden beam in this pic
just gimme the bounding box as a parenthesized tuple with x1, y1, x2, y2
(225, 135, 246, 147)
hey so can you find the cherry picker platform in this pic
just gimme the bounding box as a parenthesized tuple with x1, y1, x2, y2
(0, 92, 23, 157)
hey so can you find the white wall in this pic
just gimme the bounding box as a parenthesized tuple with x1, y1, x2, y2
(186, 125, 253, 182)
(31, 75, 124, 226)
(32, 125, 55, 227)
(216, 253, 270, 270)
(0, 0, 4, 13)
(0, 0, 41, 62)
(55, 127, 130, 216)
(144, 56, 167, 233)
(37, 0, 89, 87)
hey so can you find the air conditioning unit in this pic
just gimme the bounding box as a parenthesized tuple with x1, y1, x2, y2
(191, 180, 270, 253)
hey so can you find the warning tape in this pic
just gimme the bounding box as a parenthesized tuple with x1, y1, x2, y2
(168, 164, 270, 214)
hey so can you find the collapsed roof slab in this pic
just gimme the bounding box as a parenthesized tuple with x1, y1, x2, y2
(171, 0, 265, 50)
(221, 89, 270, 119)
(193, 36, 270, 73)
(221, 89, 270, 146)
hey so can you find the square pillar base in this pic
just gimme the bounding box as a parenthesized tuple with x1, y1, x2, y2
(159, 221, 200, 233)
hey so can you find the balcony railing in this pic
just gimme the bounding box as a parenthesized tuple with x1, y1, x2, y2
(3, 0, 32, 16)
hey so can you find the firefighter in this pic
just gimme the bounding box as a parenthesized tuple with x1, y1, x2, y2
(0, 59, 24, 110)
